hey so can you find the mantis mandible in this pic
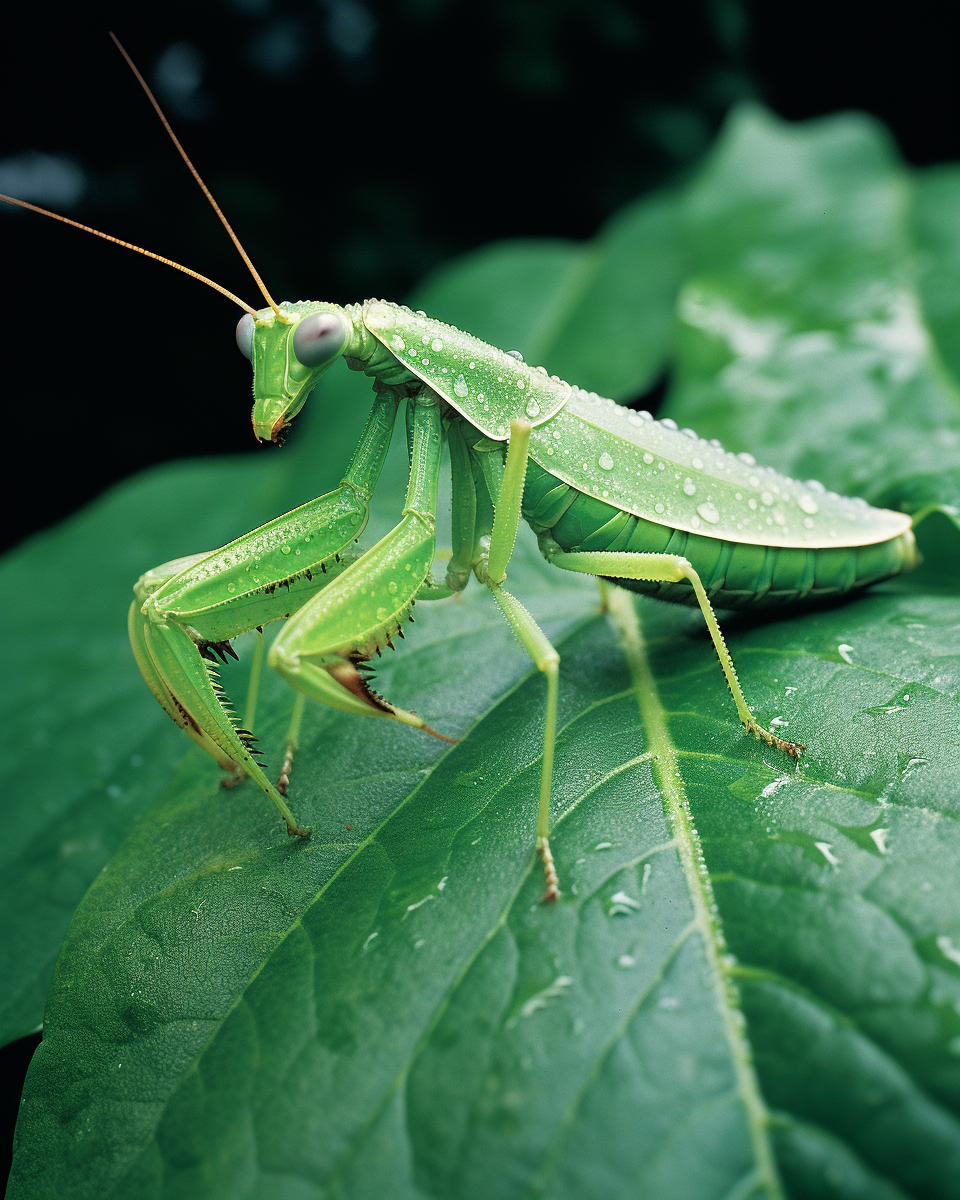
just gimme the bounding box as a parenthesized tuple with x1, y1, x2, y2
(3, 39, 917, 901)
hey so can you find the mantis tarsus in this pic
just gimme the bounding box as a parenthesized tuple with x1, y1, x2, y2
(3, 39, 917, 902)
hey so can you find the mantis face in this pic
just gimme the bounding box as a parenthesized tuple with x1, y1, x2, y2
(239, 303, 349, 442)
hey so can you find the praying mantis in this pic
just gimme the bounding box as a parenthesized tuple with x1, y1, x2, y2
(2, 40, 918, 902)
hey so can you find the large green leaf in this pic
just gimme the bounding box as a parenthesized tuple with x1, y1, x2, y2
(5, 105, 959, 1199)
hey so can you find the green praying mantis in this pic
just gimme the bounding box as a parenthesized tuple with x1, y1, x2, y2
(3, 40, 918, 902)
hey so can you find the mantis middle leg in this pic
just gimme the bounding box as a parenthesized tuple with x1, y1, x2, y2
(470, 420, 565, 902)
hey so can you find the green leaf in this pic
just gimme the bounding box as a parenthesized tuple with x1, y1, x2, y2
(6, 106, 960, 1199)
(911, 164, 960, 386)
(667, 105, 960, 512)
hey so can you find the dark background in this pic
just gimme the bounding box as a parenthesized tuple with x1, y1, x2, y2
(1, 0, 957, 1181)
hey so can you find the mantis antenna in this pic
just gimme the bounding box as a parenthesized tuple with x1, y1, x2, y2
(109, 32, 282, 316)
(0, 192, 257, 314)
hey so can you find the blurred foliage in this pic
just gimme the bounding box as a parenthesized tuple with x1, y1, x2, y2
(3, 101, 959, 1198)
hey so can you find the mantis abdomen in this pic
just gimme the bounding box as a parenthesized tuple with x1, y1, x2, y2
(522, 457, 916, 609)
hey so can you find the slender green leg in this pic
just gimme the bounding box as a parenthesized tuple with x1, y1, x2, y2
(445, 422, 477, 594)
(480, 420, 564, 901)
(490, 588, 561, 901)
(243, 628, 266, 732)
(277, 691, 306, 797)
(268, 389, 456, 741)
(597, 577, 611, 613)
(543, 547, 804, 758)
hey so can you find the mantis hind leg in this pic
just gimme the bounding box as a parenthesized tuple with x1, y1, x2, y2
(542, 545, 804, 759)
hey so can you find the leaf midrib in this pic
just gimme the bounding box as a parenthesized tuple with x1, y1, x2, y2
(606, 586, 786, 1200)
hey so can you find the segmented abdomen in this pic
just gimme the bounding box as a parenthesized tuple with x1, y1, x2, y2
(522, 461, 915, 609)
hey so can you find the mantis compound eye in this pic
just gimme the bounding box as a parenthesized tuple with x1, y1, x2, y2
(236, 313, 255, 361)
(292, 311, 347, 368)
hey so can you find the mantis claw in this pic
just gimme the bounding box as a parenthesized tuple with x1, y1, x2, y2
(749, 722, 805, 759)
(537, 836, 561, 904)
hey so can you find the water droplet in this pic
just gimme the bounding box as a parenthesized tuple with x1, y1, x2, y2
(281, 545, 291, 555)
(738, 452, 757, 465)
(683, 478, 696, 496)
(803, 517, 814, 528)
(388, 581, 398, 595)
(516, 378, 525, 390)
(697, 501, 720, 524)
(453, 374, 469, 398)
(407, 347, 418, 358)
(692, 457, 704, 470)
(761, 491, 774, 506)
(643, 452, 654, 464)
(507, 349, 524, 361)
(431, 338, 443, 352)
(227, 583, 236, 593)
(376, 607, 389, 621)
(393, 335, 405, 351)
(525, 399, 541, 418)
(798, 495, 819, 514)
(627, 413, 643, 427)
(661, 417, 678, 430)
(806, 479, 826, 492)
(681, 427, 698, 439)
(654, 502, 665, 514)
(598, 452, 614, 470)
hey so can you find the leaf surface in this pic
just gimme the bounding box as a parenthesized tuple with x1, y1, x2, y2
(5, 106, 960, 1200)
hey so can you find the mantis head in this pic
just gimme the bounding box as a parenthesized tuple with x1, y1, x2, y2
(238, 303, 350, 443)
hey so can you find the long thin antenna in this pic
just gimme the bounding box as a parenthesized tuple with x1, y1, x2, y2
(110, 32, 281, 316)
(0, 193, 257, 314)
